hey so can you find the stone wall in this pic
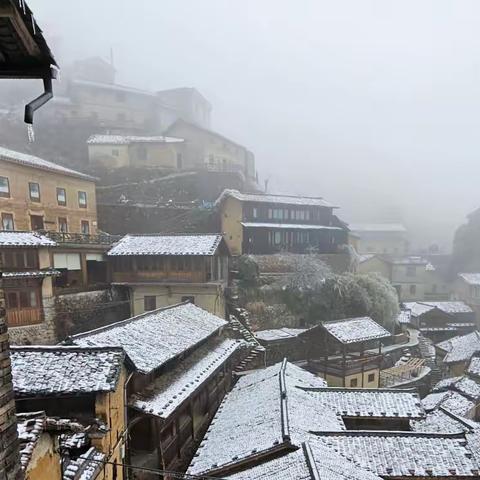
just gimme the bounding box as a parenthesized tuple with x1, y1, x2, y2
(54, 286, 130, 340)
(0, 268, 22, 479)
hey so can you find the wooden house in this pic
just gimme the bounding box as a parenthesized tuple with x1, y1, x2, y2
(436, 331, 480, 377)
(68, 302, 246, 476)
(107, 233, 230, 318)
(11, 345, 128, 480)
(305, 317, 391, 388)
(216, 189, 348, 255)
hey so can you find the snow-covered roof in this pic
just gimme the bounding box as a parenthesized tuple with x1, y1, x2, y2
(63, 447, 106, 480)
(73, 78, 157, 97)
(107, 233, 223, 256)
(322, 317, 391, 344)
(313, 431, 480, 477)
(11, 346, 125, 396)
(130, 338, 242, 420)
(241, 222, 343, 230)
(217, 189, 337, 208)
(17, 412, 46, 470)
(422, 391, 476, 418)
(0, 146, 96, 182)
(187, 361, 331, 476)
(411, 408, 478, 434)
(348, 223, 407, 233)
(227, 440, 383, 480)
(433, 376, 480, 402)
(403, 302, 436, 317)
(0, 231, 56, 247)
(2, 270, 60, 279)
(459, 273, 480, 286)
(87, 134, 184, 145)
(423, 301, 473, 314)
(254, 327, 308, 342)
(386, 256, 429, 265)
(306, 388, 425, 420)
(467, 356, 480, 378)
(70, 302, 227, 374)
(436, 331, 480, 364)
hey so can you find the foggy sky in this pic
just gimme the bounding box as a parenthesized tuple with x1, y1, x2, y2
(27, 0, 480, 250)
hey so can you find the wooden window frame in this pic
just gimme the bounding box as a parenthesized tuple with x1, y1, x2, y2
(58, 217, 68, 233)
(57, 187, 67, 206)
(28, 182, 41, 202)
(81, 220, 90, 235)
(30, 214, 44, 231)
(1, 212, 14, 230)
(78, 191, 88, 209)
(0, 176, 10, 198)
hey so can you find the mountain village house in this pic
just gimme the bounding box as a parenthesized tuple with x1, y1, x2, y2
(11, 345, 129, 480)
(68, 302, 245, 475)
(0, 146, 97, 234)
(164, 120, 256, 180)
(217, 189, 348, 255)
(348, 223, 409, 255)
(456, 273, 480, 315)
(87, 134, 185, 170)
(107, 234, 229, 318)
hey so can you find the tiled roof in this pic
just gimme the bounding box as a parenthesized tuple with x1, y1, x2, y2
(241, 222, 343, 230)
(11, 346, 125, 396)
(423, 302, 473, 314)
(187, 361, 332, 476)
(403, 302, 436, 318)
(397, 310, 412, 324)
(0, 146, 96, 182)
(130, 338, 243, 420)
(2, 270, 60, 279)
(254, 327, 308, 342)
(70, 302, 227, 374)
(227, 440, 383, 480)
(107, 233, 223, 256)
(0, 231, 56, 247)
(314, 431, 480, 477)
(63, 447, 106, 480)
(305, 388, 425, 420)
(348, 223, 407, 233)
(17, 412, 46, 470)
(459, 273, 480, 286)
(435, 376, 480, 402)
(422, 391, 475, 418)
(467, 356, 480, 378)
(411, 408, 479, 434)
(322, 317, 391, 344)
(217, 189, 337, 208)
(436, 331, 480, 364)
(87, 134, 184, 145)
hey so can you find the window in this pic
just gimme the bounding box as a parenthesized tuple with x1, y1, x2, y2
(268, 208, 273, 219)
(112, 149, 119, 157)
(6, 289, 39, 309)
(1, 213, 14, 230)
(410, 284, 417, 295)
(144, 296, 156, 312)
(367, 373, 375, 383)
(0, 176, 10, 197)
(81, 220, 90, 235)
(181, 296, 195, 304)
(252, 207, 258, 219)
(78, 191, 87, 208)
(274, 231, 281, 245)
(28, 182, 40, 202)
(2, 250, 38, 269)
(30, 215, 44, 231)
(406, 265, 416, 277)
(58, 217, 68, 233)
(57, 187, 67, 206)
(350, 378, 358, 387)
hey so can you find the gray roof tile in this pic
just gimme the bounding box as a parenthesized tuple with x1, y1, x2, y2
(322, 317, 391, 344)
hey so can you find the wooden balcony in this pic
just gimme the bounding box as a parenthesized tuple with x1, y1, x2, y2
(6, 308, 43, 327)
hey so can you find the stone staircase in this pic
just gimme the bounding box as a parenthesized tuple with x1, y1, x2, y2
(417, 333, 443, 386)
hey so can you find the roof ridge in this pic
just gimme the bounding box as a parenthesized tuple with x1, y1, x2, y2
(123, 232, 222, 237)
(438, 406, 478, 430)
(69, 301, 191, 340)
(322, 316, 373, 324)
(11, 345, 125, 353)
(310, 430, 467, 438)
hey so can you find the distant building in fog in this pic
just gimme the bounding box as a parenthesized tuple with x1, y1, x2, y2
(349, 223, 408, 255)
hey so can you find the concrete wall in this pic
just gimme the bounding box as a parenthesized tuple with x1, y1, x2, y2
(0, 159, 98, 234)
(320, 368, 380, 388)
(130, 283, 226, 318)
(220, 196, 243, 255)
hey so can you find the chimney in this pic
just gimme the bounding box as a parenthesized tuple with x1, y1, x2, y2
(0, 267, 22, 479)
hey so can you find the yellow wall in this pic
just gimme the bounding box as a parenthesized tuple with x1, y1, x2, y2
(357, 257, 390, 279)
(94, 366, 127, 480)
(320, 368, 379, 388)
(25, 434, 61, 480)
(0, 160, 97, 234)
(130, 283, 226, 318)
(220, 196, 243, 255)
(88, 144, 130, 168)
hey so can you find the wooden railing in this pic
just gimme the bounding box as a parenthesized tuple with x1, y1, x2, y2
(6, 308, 43, 327)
